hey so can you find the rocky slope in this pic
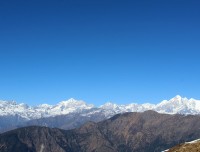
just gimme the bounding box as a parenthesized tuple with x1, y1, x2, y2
(0, 111, 200, 152)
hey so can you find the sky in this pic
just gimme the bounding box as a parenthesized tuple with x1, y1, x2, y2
(0, 0, 200, 106)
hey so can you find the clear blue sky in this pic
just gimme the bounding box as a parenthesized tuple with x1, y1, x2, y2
(0, 0, 200, 106)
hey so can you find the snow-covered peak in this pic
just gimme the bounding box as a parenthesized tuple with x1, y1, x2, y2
(0, 98, 94, 119)
(49, 98, 94, 116)
(169, 95, 189, 102)
(36, 104, 52, 108)
(173, 95, 182, 100)
(59, 98, 81, 104)
(157, 95, 186, 106)
(57, 98, 92, 108)
(100, 102, 119, 110)
(155, 95, 200, 114)
(141, 103, 155, 109)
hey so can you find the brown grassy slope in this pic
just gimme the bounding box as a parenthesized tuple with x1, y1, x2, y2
(167, 140, 200, 152)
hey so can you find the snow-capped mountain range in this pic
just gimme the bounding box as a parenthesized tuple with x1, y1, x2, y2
(0, 95, 200, 120)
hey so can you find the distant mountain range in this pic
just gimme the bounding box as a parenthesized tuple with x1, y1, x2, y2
(1, 95, 200, 120)
(0, 95, 200, 133)
(1, 111, 200, 152)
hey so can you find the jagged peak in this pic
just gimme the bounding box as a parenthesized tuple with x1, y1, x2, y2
(175, 95, 182, 98)
(170, 95, 190, 101)
(171, 95, 183, 101)
(101, 101, 116, 105)
(58, 98, 85, 105)
(56, 98, 95, 110)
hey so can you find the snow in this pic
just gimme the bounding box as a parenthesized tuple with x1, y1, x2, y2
(0, 96, 200, 120)
(161, 149, 169, 152)
(186, 139, 200, 144)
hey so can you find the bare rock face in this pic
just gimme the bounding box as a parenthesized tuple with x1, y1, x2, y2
(0, 110, 200, 152)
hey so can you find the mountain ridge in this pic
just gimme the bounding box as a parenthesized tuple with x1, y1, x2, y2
(1, 111, 200, 152)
